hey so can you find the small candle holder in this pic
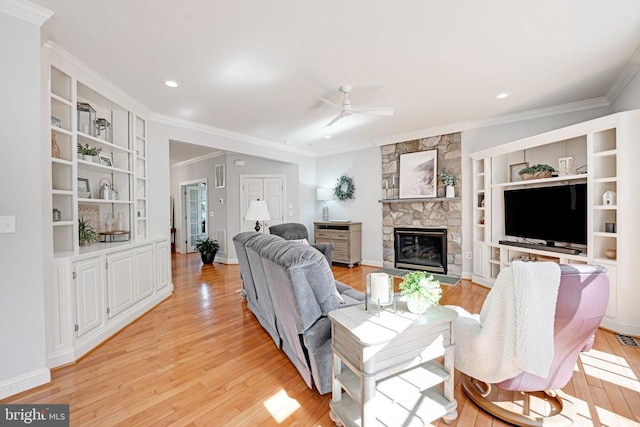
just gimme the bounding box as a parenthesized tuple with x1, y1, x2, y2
(365, 272, 394, 316)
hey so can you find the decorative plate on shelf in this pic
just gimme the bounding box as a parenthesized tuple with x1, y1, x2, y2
(78, 205, 100, 232)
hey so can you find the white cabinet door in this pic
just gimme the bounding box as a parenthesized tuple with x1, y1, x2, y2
(74, 257, 104, 338)
(106, 251, 135, 319)
(156, 241, 170, 291)
(46, 259, 72, 355)
(134, 245, 154, 300)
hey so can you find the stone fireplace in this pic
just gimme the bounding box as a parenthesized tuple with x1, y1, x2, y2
(395, 227, 448, 274)
(381, 133, 462, 275)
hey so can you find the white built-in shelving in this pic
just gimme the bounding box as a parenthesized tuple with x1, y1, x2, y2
(470, 111, 640, 336)
(43, 44, 172, 370)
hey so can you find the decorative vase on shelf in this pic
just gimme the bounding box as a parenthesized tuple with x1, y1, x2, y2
(116, 213, 125, 231)
(105, 213, 115, 231)
(445, 185, 455, 198)
(51, 133, 61, 159)
(406, 297, 430, 314)
(604, 248, 617, 259)
(83, 154, 94, 162)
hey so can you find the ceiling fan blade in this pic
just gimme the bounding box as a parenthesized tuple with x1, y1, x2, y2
(325, 111, 350, 127)
(352, 107, 395, 116)
(318, 96, 341, 108)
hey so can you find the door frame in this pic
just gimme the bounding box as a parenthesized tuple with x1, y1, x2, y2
(179, 178, 208, 254)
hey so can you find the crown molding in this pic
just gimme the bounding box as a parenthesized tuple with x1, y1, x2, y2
(0, 0, 52, 26)
(606, 45, 640, 103)
(149, 113, 317, 158)
(171, 151, 226, 169)
(373, 97, 611, 146)
(314, 140, 380, 158)
(43, 41, 153, 117)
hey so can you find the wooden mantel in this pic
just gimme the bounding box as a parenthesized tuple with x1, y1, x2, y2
(378, 197, 461, 203)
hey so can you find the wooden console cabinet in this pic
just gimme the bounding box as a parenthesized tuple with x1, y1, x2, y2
(314, 221, 362, 267)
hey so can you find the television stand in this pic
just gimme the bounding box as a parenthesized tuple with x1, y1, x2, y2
(498, 240, 582, 255)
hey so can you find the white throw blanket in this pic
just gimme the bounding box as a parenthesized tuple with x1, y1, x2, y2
(449, 261, 561, 383)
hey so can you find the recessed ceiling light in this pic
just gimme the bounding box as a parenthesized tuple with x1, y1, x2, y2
(496, 92, 509, 99)
(323, 135, 332, 139)
(163, 80, 180, 88)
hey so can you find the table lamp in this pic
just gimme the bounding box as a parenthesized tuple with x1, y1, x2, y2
(316, 187, 333, 221)
(245, 199, 271, 232)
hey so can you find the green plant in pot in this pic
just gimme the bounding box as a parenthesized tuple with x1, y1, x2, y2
(77, 142, 101, 159)
(518, 163, 555, 180)
(399, 270, 442, 314)
(78, 217, 98, 246)
(438, 170, 457, 197)
(195, 237, 219, 264)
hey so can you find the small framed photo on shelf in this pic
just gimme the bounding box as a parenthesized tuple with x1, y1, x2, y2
(99, 155, 112, 167)
(77, 177, 92, 199)
(509, 162, 529, 182)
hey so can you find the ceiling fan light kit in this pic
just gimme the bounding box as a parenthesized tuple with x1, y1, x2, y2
(323, 84, 394, 127)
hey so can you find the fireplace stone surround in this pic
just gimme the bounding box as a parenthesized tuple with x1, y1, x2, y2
(380, 133, 462, 275)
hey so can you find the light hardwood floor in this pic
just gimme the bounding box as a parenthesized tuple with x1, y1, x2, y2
(3, 253, 639, 426)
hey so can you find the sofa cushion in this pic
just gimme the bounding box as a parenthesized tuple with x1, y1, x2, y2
(259, 240, 342, 316)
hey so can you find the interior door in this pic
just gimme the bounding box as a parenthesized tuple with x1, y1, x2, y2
(240, 176, 284, 233)
(186, 183, 207, 252)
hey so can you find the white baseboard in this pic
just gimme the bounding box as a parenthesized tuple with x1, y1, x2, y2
(0, 368, 51, 400)
(601, 317, 640, 337)
(216, 257, 238, 265)
(361, 259, 383, 268)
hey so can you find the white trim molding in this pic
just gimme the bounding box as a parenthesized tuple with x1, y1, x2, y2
(0, 368, 51, 400)
(606, 45, 640, 103)
(150, 113, 316, 158)
(0, 0, 53, 26)
(373, 97, 611, 147)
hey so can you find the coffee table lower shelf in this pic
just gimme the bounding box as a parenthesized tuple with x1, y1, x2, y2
(330, 385, 456, 427)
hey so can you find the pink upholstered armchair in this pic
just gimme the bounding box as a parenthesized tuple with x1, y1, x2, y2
(455, 263, 609, 426)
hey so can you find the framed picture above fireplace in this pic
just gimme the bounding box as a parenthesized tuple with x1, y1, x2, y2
(399, 150, 437, 198)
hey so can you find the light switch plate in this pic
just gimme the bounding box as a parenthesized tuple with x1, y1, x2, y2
(0, 216, 16, 233)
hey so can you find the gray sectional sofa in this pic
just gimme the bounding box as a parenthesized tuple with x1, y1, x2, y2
(233, 231, 365, 394)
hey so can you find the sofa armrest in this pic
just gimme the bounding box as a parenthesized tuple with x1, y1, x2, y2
(311, 243, 333, 265)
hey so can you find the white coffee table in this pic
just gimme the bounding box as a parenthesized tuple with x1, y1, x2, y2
(329, 303, 458, 426)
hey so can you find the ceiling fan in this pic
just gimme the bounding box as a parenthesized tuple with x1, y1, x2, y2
(321, 84, 394, 127)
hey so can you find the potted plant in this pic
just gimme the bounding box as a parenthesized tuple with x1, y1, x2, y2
(518, 163, 555, 180)
(438, 170, 457, 198)
(399, 270, 442, 314)
(77, 142, 101, 162)
(194, 237, 219, 264)
(78, 217, 98, 246)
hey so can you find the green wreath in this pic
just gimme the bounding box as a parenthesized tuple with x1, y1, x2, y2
(334, 174, 356, 201)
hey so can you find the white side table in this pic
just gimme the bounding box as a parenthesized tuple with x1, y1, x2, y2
(329, 303, 458, 426)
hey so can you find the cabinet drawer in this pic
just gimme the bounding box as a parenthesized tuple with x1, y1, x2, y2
(333, 249, 349, 260)
(316, 231, 348, 240)
(332, 241, 349, 251)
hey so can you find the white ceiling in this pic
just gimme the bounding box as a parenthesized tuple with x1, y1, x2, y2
(29, 0, 640, 160)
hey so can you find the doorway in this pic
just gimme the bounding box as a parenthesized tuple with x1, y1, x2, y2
(240, 175, 285, 233)
(181, 179, 208, 253)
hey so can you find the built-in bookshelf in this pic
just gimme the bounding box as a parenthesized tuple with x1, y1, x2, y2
(470, 111, 640, 336)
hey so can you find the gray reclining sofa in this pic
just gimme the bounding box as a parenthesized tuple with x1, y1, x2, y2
(233, 231, 364, 394)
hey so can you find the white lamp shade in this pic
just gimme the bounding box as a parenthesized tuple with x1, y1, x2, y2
(245, 200, 271, 221)
(316, 187, 333, 201)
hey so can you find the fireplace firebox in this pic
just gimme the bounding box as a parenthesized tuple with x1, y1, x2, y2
(394, 228, 447, 274)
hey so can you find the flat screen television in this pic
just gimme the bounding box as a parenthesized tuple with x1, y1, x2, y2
(504, 183, 587, 246)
